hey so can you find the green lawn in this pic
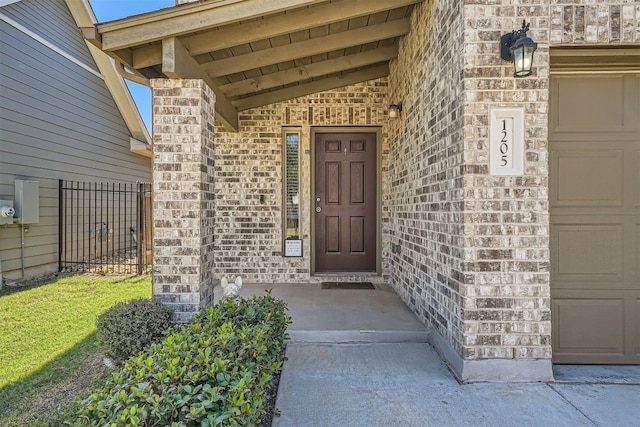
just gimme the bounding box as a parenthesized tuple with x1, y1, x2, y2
(0, 274, 152, 424)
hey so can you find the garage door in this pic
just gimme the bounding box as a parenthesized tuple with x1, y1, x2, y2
(550, 68, 639, 364)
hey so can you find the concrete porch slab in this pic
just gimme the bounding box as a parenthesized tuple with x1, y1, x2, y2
(213, 282, 430, 343)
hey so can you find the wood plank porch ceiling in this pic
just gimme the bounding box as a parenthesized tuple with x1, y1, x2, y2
(90, 0, 422, 131)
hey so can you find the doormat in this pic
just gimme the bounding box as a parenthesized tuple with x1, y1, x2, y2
(321, 282, 375, 290)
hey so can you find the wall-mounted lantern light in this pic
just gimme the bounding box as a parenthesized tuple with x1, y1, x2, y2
(500, 20, 538, 77)
(388, 103, 402, 120)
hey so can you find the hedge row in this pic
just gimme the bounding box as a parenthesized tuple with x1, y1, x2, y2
(67, 293, 291, 426)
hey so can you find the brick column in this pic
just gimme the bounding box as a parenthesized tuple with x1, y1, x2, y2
(458, 5, 553, 381)
(151, 79, 216, 323)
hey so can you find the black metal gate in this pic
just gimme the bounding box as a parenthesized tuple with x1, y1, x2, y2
(58, 180, 152, 275)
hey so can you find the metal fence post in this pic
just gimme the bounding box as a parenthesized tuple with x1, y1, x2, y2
(136, 182, 143, 275)
(58, 179, 64, 273)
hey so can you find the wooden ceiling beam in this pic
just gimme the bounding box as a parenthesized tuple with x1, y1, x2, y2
(182, 0, 420, 58)
(204, 19, 410, 78)
(221, 46, 398, 97)
(233, 64, 389, 111)
(132, 44, 162, 69)
(162, 37, 239, 131)
(99, 0, 326, 51)
(111, 48, 134, 69)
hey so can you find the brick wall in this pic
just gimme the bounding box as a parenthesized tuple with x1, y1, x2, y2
(387, 0, 635, 381)
(387, 0, 552, 380)
(151, 79, 216, 323)
(550, 2, 640, 44)
(213, 80, 389, 283)
(387, 0, 467, 369)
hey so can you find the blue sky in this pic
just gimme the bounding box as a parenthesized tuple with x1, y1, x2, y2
(89, 0, 175, 132)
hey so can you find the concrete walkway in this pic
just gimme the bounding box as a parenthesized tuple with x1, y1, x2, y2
(217, 282, 640, 427)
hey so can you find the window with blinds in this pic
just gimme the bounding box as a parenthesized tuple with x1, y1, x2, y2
(283, 130, 301, 256)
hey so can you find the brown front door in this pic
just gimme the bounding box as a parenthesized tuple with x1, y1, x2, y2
(314, 133, 377, 272)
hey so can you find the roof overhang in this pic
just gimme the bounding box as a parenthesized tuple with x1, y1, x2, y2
(87, 0, 423, 132)
(67, 0, 152, 157)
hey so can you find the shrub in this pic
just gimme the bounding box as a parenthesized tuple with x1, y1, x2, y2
(68, 293, 291, 426)
(96, 298, 174, 364)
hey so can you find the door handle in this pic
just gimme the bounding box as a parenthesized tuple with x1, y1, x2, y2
(316, 207, 321, 213)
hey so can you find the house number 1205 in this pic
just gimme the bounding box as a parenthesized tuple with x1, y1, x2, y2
(489, 108, 523, 176)
(499, 118, 513, 168)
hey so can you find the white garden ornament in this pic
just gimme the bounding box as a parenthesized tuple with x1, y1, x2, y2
(221, 276, 243, 301)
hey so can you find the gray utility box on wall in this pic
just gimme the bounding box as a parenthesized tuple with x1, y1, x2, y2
(15, 180, 40, 224)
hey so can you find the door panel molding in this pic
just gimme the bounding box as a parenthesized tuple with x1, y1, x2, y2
(311, 127, 382, 274)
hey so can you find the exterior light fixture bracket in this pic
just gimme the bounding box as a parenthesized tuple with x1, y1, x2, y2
(500, 20, 538, 77)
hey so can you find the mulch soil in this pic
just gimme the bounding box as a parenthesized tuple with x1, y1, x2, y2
(257, 368, 282, 426)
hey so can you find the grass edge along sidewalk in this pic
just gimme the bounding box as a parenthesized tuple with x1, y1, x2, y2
(0, 275, 152, 424)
